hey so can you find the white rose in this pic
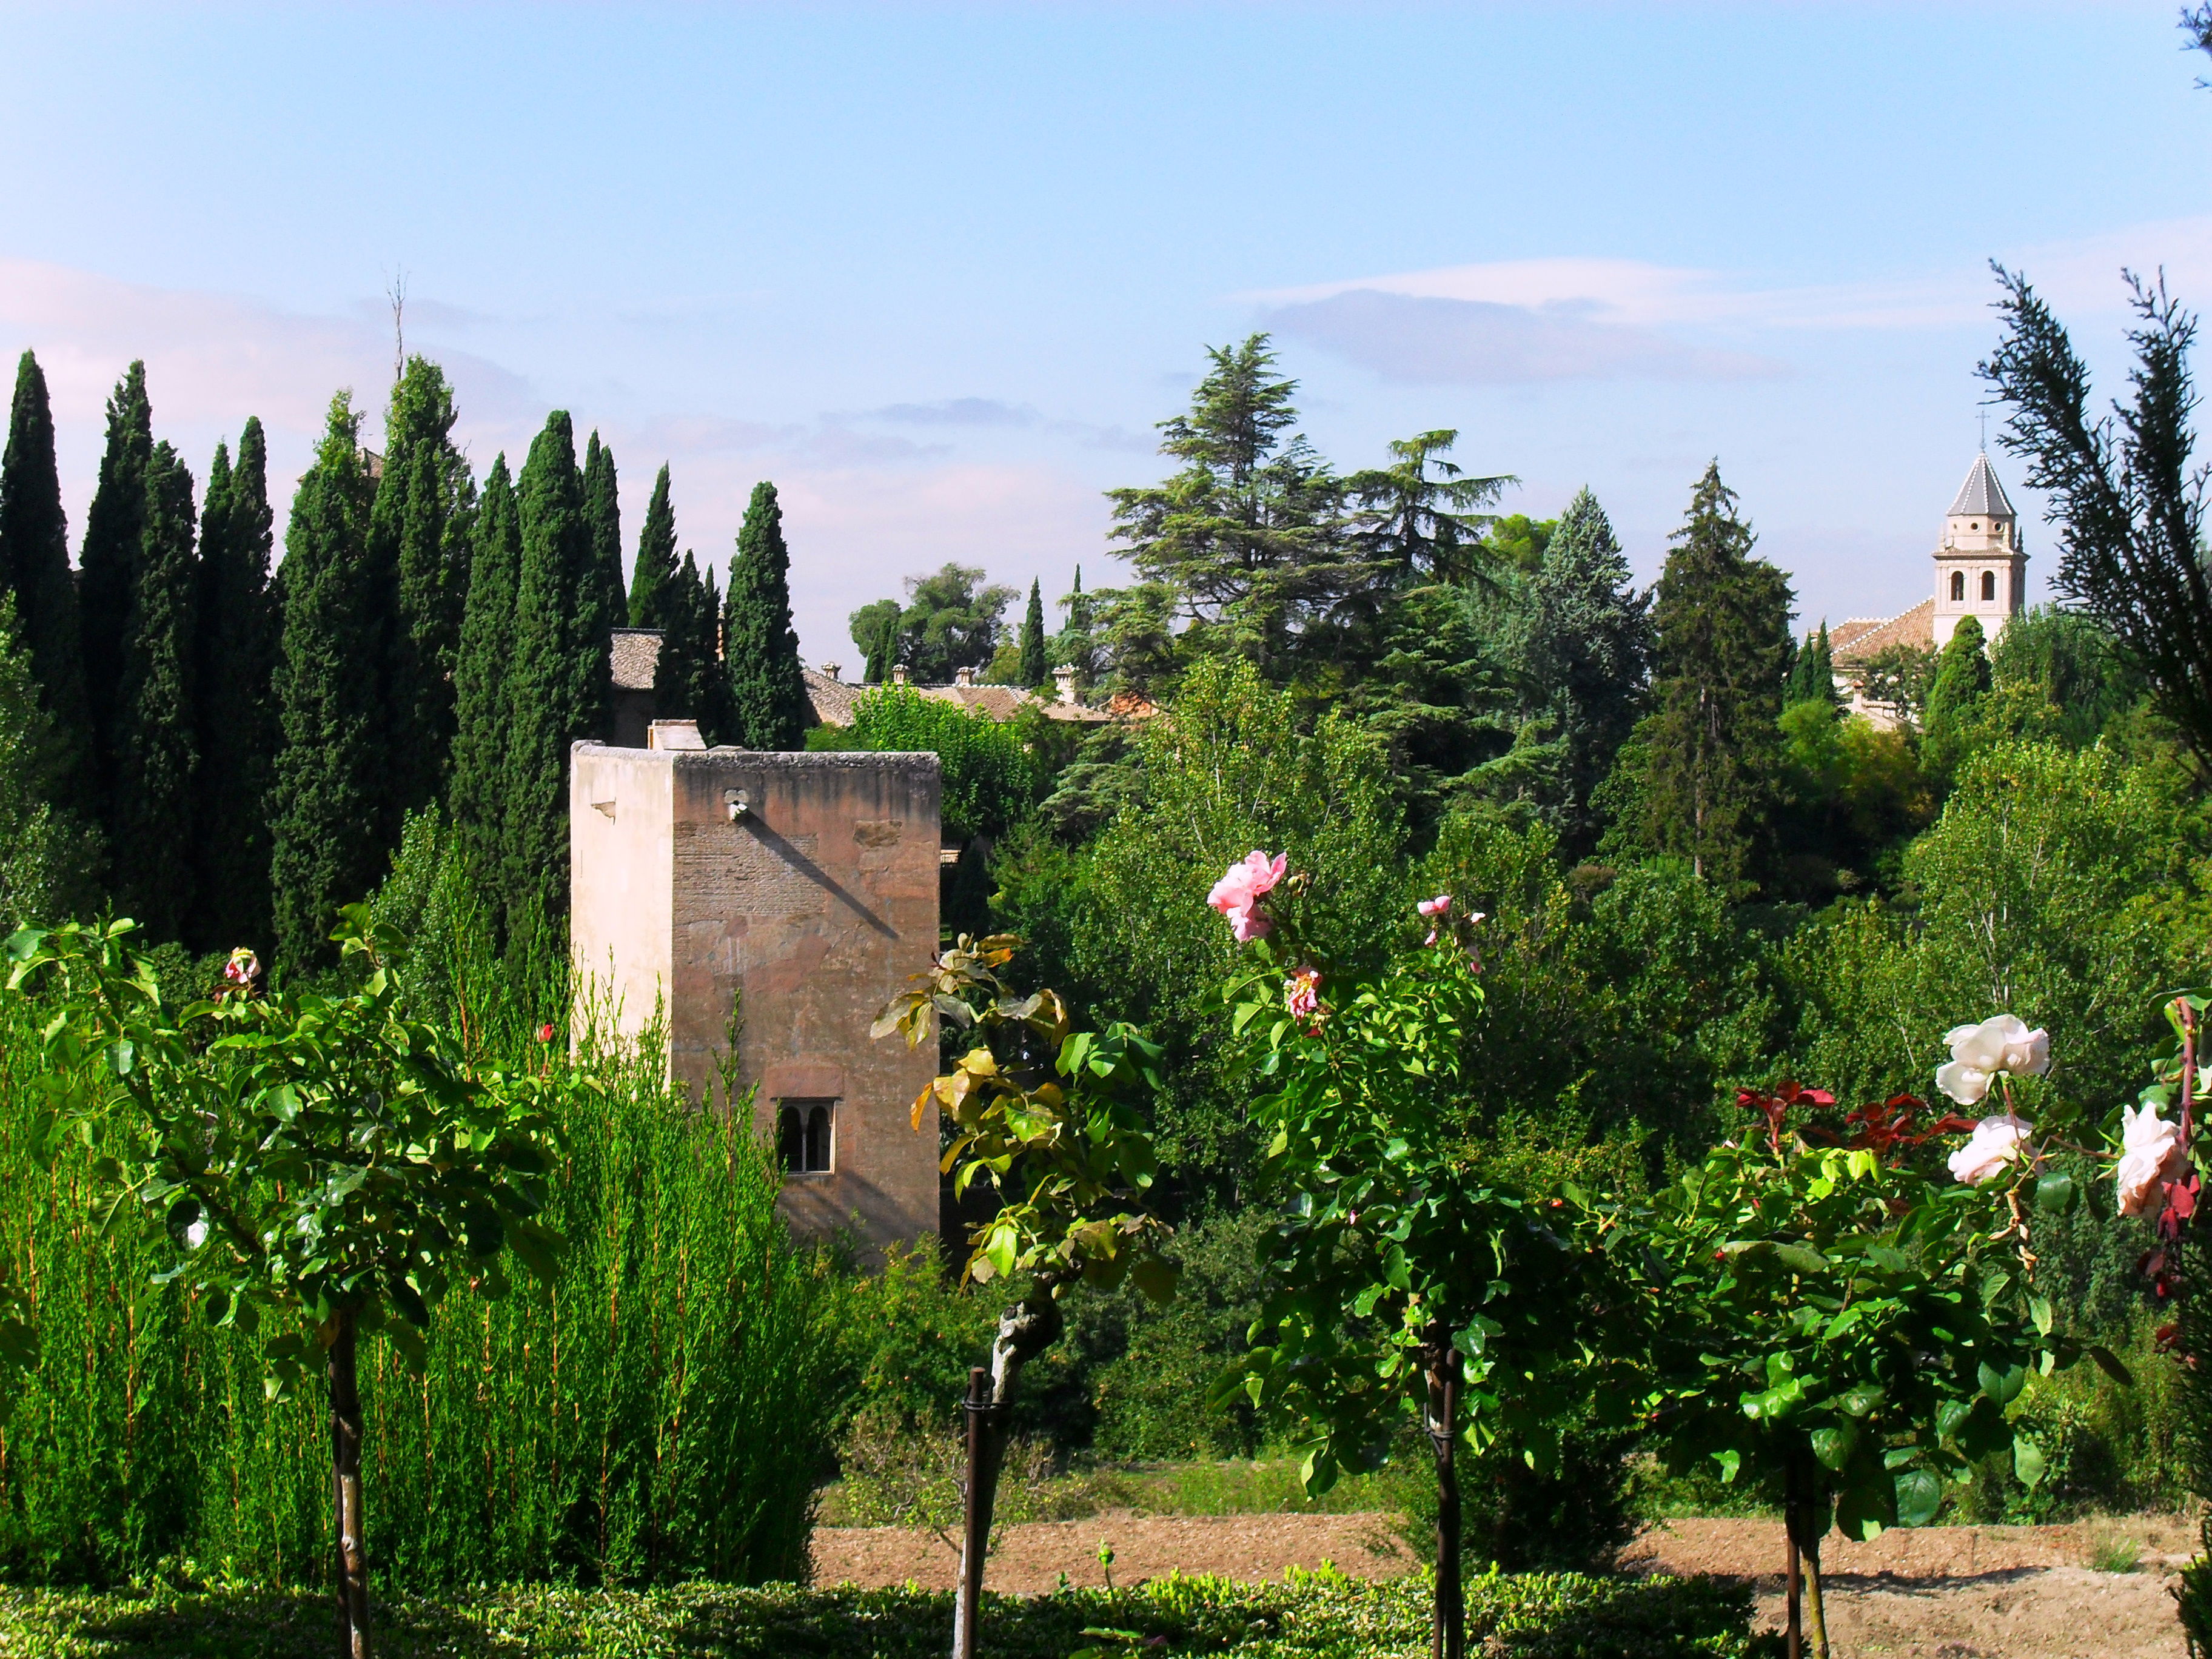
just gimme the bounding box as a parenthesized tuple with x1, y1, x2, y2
(2116, 1101, 2188, 1218)
(1938, 1016, 2051, 1104)
(1936, 1058, 1992, 1107)
(1947, 1112, 2035, 1185)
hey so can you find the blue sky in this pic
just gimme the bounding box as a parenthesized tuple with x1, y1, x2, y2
(3, 2, 2208, 665)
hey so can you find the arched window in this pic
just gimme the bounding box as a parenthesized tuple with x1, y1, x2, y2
(1980, 570, 1996, 602)
(778, 1099, 836, 1173)
(1950, 570, 1965, 602)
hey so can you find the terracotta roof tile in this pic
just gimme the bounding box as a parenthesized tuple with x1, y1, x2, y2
(1830, 597, 1936, 665)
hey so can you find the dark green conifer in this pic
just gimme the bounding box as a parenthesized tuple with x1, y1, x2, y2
(628, 464, 679, 627)
(372, 358, 476, 821)
(1632, 462, 1794, 891)
(583, 432, 627, 645)
(113, 442, 199, 940)
(450, 455, 520, 894)
(502, 413, 592, 932)
(189, 421, 280, 953)
(0, 351, 91, 805)
(78, 361, 154, 833)
(1785, 621, 1842, 709)
(722, 481, 807, 749)
(1923, 615, 1992, 782)
(652, 552, 729, 742)
(267, 394, 383, 972)
(1019, 578, 1048, 688)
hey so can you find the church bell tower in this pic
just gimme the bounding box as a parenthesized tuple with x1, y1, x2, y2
(1932, 451, 2026, 650)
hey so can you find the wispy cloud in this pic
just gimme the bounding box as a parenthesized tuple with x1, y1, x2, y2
(866, 397, 1041, 427)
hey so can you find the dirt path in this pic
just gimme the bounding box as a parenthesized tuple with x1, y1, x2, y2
(813, 1511, 2197, 1657)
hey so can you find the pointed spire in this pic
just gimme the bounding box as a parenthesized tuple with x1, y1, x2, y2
(1948, 452, 2015, 519)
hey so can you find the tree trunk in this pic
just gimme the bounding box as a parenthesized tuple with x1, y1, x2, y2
(950, 1293, 1062, 1659)
(1425, 1344, 1464, 1659)
(1786, 1532, 1801, 1659)
(1784, 1460, 1829, 1659)
(329, 1308, 371, 1659)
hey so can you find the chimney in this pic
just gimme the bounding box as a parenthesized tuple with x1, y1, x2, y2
(819, 662, 842, 683)
(954, 666, 976, 688)
(1053, 665, 1078, 706)
(892, 665, 909, 686)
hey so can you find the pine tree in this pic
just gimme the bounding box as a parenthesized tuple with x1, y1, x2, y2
(722, 480, 807, 749)
(450, 454, 520, 896)
(268, 394, 383, 972)
(1633, 462, 1794, 890)
(189, 421, 280, 953)
(113, 441, 199, 940)
(583, 432, 627, 645)
(1019, 578, 1048, 688)
(78, 361, 154, 836)
(1785, 621, 1842, 709)
(1524, 488, 1654, 853)
(628, 463, 678, 627)
(0, 351, 91, 807)
(501, 413, 593, 933)
(372, 358, 475, 822)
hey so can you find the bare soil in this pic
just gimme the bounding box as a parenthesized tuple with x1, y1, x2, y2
(813, 1512, 2199, 1657)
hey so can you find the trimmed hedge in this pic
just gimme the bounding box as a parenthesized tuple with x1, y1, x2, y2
(0, 1568, 1777, 1658)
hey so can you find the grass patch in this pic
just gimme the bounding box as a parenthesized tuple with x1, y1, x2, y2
(2087, 1530, 2143, 1574)
(0, 1569, 1774, 1658)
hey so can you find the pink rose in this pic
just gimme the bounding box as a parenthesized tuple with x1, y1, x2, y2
(1284, 967, 1324, 1033)
(1208, 851, 1287, 943)
(2117, 1101, 2189, 1218)
(1947, 1111, 2035, 1186)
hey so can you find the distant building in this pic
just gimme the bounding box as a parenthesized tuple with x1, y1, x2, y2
(1829, 452, 2027, 726)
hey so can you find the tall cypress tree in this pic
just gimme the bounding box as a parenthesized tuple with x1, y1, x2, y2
(0, 351, 91, 805)
(721, 480, 806, 749)
(1634, 462, 1794, 890)
(1019, 578, 1048, 688)
(372, 358, 475, 823)
(78, 361, 154, 836)
(628, 463, 679, 628)
(113, 442, 199, 940)
(1923, 615, 1992, 782)
(652, 552, 730, 742)
(450, 454, 520, 896)
(268, 394, 383, 971)
(1785, 622, 1841, 709)
(190, 421, 280, 953)
(1525, 488, 1654, 854)
(583, 432, 626, 639)
(502, 414, 592, 934)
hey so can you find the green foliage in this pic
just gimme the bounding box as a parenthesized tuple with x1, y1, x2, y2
(112, 441, 198, 942)
(850, 597, 900, 685)
(626, 464, 678, 629)
(76, 361, 153, 844)
(0, 931, 837, 1589)
(1621, 462, 1794, 893)
(1341, 428, 1510, 589)
(1482, 512, 1556, 574)
(1922, 615, 1992, 782)
(833, 683, 1037, 841)
(1987, 605, 2143, 748)
(189, 421, 279, 957)
(0, 1570, 1769, 1659)
(1785, 623, 1840, 711)
(0, 595, 98, 931)
(267, 394, 383, 975)
(1773, 702, 1935, 897)
(581, 432, 626, 669)
(1018, 577, 1049, 688)
(863, 562, 1016, 685)
(372, 359, 476, 824)
(0, 350, 90, 813)
(447, 455, 520, 927)
(1857, 642, 1937, 731)
(651, 552, 730, 744)
(722, 480, 807, 749)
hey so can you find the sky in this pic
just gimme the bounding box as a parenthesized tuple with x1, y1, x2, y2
(3, 1, 2210, 668)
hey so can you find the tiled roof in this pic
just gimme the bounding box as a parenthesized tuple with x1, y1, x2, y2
(1948, 453, 2016, 518)
(1829, 597, 1936, 666)
(611, 628, 662, 691)
(803, 667, 863, 728)
(922, 684, 1036, 722)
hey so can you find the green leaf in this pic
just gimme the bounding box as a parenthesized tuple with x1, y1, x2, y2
(1834, 1470, 1895, 1541)
(2088, 1344, 2135, 1386)
(1977, 1359, 2026, 1406)
(2013, 1434, 2046, 1488)
(1894, 1467, 1942, 1527)
(2034, 1172, 2075, 1215)
(1811, 1423, 1860, 1472)
(1772, 1243, 1829, 1275)
(1711, 1449, 1741, 1484)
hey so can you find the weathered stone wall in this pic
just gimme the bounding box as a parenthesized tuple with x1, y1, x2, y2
(570, 742, 942, 1251)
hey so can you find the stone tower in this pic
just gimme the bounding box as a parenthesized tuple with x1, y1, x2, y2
(1932, 451, 2026, 650)
(569, 735, 942, 1251)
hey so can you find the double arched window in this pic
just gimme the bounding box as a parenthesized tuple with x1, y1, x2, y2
(778, 1099, 836, 1173)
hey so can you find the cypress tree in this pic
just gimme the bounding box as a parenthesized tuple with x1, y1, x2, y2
(502, 413, 592, 933)
(450, 454, 520, 894)
(1051, 565, 1098, 689)
(1525, 488, 1654, 853)
(628, 463, 679, 628)
(1923, 615, 1992, 782)
(722, 481, 806, 749)
(652, 552, 729, 742)
(372, 358, 475, 822)
(1785, 621, 1841, 709)
(113, 442, 199, 940)
(189, 421, 280, 953)
(583, 432, 627, 643)
(1635, 462, 1794, 890)
(1019, 578, 1048, 688)
(268, 394, 383, 972)
(0, 351, 91, 805)
(78, 361, 154, 836)
(0, 592, 99, 928)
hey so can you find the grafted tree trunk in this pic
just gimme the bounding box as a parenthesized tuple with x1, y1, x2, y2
(950, 1293, 1063, 1659)
(329, 1308, 371, 1659)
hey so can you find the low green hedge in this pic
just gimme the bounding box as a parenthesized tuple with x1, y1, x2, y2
(0, 1567, 1775, 1658)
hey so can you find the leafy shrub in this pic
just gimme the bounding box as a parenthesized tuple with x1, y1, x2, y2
(0, 1568, 1773, 1658)
(807, 685, 1038, 841)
